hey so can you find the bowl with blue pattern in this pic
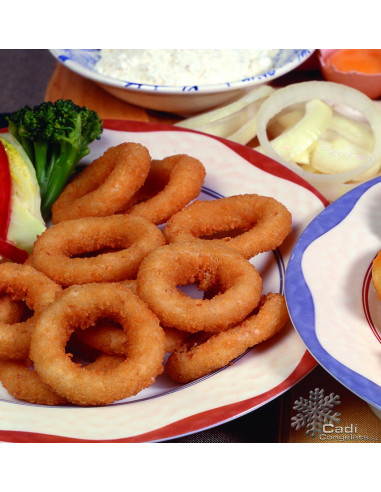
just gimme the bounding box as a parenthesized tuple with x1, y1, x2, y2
(50, 49, 315, 115)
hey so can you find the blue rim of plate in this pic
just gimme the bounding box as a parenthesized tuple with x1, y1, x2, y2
(285, 176, 381, 410)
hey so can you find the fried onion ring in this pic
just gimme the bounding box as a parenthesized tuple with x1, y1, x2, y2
(31, 215, 165, 286)
(79, 322, 189, 355)
(137, 242, 263, 333)
(125, 154, 206, 225)
(86, 353, 126, 372)
(77, 279, 188, 355)
(0, 294, 24, 324)
(372, 250, 381, 300)
(165, 293, 289, 384)
(0, 359, 68, 405)
(0, 354, 127, 406)
(163, 327, 191, 353)
(51, 143, 151, 223)
(76, 320, 129, 357)
(163, 194, 292, 259)
(0, 263, 61, 360)
(29, 283, 166, 406)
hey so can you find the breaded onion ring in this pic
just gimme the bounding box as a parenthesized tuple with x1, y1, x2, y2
(0, 263, 61, 360)
(69, 280, 188, 355)
(163, 327, 191, 353)
(137, 242, 263, 333)
(0, 359, 68, 406)
(77, 279, 187, 354)
(86, 353, 126, 372)
(51, 143, 151, 223)
(0, 294, 24, 324)
(121, 279, 138, 293)
(29, 283, 166, 406)
(125, 154, 206, 225)
(163, 194, 292, 259)
(0, 354, 127, 406)
(77, 321, 129, 357)
(165, 293, 289, 384)
(79, 322, 189, 356)
(31, 215, 165, 286)
(372, 250, 381, 300)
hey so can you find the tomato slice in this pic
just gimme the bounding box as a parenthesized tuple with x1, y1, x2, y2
(0, 140, 28, 263)
(0, 239, 28, 263)
(0, 140, 11, 240)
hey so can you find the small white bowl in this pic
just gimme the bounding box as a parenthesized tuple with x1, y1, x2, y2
(50, 49, 315, 115)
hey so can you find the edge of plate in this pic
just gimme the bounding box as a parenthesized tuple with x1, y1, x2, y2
(286, 176, 381, 410)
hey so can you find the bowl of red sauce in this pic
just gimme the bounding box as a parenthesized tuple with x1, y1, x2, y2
(319, 49, 381, 99)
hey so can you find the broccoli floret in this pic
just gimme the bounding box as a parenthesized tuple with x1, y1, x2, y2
(7, 100, 103, 219)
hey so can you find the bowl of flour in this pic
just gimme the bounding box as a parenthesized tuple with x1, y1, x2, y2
(50, 49, 314, 115)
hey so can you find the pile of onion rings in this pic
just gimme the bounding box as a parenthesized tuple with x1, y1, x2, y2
(0, 141, 292, 406)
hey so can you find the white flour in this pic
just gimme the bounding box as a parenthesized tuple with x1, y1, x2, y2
(95, 49, 277, 86)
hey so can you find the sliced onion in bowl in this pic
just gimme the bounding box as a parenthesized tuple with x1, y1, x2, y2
(269, 99, 333, 162)
(256, 81, 381, 200)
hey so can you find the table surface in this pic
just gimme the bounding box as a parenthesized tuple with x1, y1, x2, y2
(0, 49, 380, 444)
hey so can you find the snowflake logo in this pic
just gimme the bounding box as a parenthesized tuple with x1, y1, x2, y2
(291, 387, 341, 438)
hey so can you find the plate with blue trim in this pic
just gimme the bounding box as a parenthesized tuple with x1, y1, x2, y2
(286, 176, 381, 411)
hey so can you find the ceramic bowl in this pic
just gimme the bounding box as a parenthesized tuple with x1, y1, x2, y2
(50, 49, 314, 115)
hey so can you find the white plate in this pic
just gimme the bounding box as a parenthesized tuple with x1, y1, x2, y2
(0, 121, 325, 442)
(286, 176, 381, 410)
